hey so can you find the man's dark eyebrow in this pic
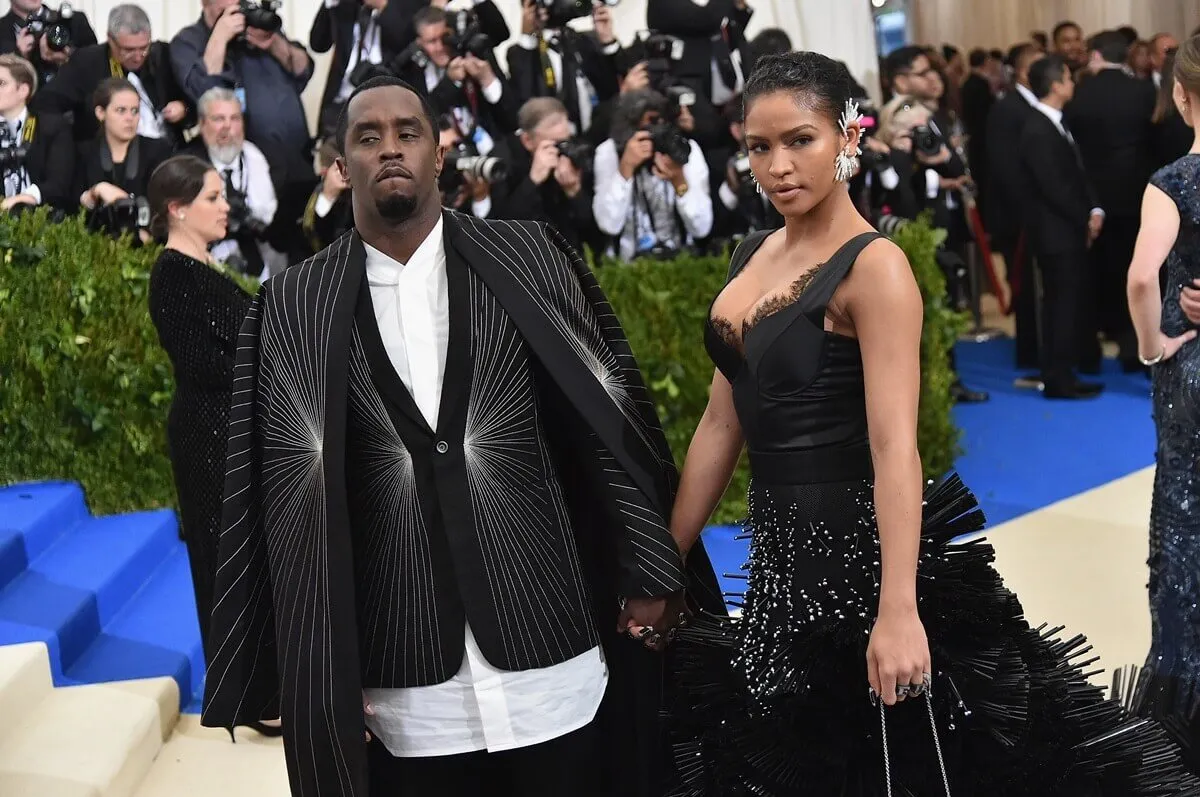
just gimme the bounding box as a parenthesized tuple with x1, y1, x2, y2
(349, 115, 424, 135)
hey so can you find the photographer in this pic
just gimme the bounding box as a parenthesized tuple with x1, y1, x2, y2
(170, 0, 314, 192)
(593, 88, 711, 260)
(0, 54, 73, 213)
(75, 77, 172, 243)
(35, 4, 192, 147)
(871, 94, 966, 221)
(0, 1, 98, 85)
(713, 101, 781, 239)
(437, 116, 499, 219)
(644, 0, 752, 108)
(183, 86, 279, 279)
(300, 137, 352, 254)
(309, 0, 410, 138)
(507, 0, 621, 137)
(493, 97, 598, 254)
(394, 6, 518, 151)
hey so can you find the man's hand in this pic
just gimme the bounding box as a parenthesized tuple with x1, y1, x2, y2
(244, 27, 276, 51)
(162, 101, 188, 124)
(1181, 279, 1200, 325)
(1088, 211, 1104, 246)
(554, 155, 582, 197)
(462, 54, 496, 87)
(212, 6, 246, 45)
(618, 130, 654, 179)
(362, 692, 374, 743)
(529, 139, 560, 185)
(617, 591, 690, 652)
(652, 152, 686, 190)
(591, 2, 615, 45)
(620, 62, 650, 94)
(2, 195, 36, 212)
(321, 165, 350, 201)
(15, 27, 34, 58)
(446, 56, 468, 84)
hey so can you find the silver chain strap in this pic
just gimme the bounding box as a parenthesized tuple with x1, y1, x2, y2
(878, 683, 952, 796)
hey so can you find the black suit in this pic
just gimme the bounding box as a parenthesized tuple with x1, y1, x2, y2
(34, 42, 192, 146)
(960, 73, 993, 213)
(0, 8, 97, 85)
(1066, 67, 1156, 359)
(5, 110, 75, 211)
(201, 211, 724, 797)
(506, 32, 619, 136)
(644, 0, 751, 105)
(1020, 109, 1099, 386)
(73, 134, 173, 201)
(985, 89, 1039, 367)
(491, 134, 599, 255)
(398, 58, 519, 140)
(309, 0, 413, 137)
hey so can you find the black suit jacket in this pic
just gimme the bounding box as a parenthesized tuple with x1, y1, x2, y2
(984, 90, 1037, 247)
(491, 134, 599, 254)
(1019, 110, 1098, 256)
(308, 0, 413, 136)
(73, 134, 173, 201)
(34, 41, 192, 145)
(398, 58, 519, 139)
(0, 8, 97, 83)
(644, 0, 751, 101)
(10, 110, 75, 210)
(506, 31, 620, 134)
(201, 211, 724, 796)
(1064, 67, 1156, 218)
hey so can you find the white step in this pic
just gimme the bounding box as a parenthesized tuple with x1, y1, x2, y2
(0, 643, 53, 747)
(0, 673, 179, 797)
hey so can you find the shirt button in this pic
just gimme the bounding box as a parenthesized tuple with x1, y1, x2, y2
(435, 441, 449, 454)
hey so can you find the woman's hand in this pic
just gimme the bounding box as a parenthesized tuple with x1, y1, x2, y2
(866, 604, 930, 707)
(1142, 329, 1198, 365)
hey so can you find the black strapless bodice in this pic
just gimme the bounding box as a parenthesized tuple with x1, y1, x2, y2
(706, 231, 880, 483)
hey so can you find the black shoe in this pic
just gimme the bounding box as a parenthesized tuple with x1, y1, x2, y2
(226, 720, 284, 743)
(951, 380, 989, 403)
(1042, 379, 1104, 400)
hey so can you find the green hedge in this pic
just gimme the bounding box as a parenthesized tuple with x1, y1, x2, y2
(1, 211, 963, 521)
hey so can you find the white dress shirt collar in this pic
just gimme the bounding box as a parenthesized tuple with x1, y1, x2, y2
(363, 214, 445, 285)
(1014, 82, 1038, 107)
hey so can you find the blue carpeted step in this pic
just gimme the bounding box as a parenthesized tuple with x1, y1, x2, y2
(0, 482, 89, 592)
(68, 545, 205, 709)
(0, 509, 178, 679)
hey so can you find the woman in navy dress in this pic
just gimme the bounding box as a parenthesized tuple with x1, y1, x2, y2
(652, 51, 1200, 795)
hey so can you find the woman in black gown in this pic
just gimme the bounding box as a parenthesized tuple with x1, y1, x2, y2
(657, 52, 1200, 795)
(146, 157, 272, 739)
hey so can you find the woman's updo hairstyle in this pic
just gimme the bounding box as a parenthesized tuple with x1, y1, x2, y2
(147, 154, 213, 241)
(1174, 33, 1200, 99)
(742, 51, 854, 130)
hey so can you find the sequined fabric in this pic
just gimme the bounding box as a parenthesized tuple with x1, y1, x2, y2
(148, 249, 253, 655)
(1126, 156, 1200, 759)
(665, 232, 1200, 796)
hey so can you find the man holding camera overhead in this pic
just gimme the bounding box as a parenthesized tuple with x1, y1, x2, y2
(170, 0, 313, 193)
(0, 0, 97, 85)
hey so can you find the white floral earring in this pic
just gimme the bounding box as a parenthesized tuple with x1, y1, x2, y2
(751, 174, 763, 194)
(834, 98, 863, 183)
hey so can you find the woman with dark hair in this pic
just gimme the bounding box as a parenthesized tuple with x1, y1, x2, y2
(656, 51, 1200, 795)
(146, 155, 274, 740)
(75, 77, 172, 242)
(1153, 50, 1193, 168)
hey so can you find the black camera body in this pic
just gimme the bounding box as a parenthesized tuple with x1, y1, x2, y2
(730, 150, 753, 191)
(226, 185, 269, 238)
(555, 137, 594, 171)
(646, 121, 690, 166)
(441, 143, 509, 195)
(88, 195, 150, 239)
(239, 0, 283, 34)
(539, 0, 619, 30)
(911, 124, 943, 157)
(642, 32, 680, 94)
(22, 3, 74, 53)
(0, 123, 29, 174)
(444, 10, 491, 60)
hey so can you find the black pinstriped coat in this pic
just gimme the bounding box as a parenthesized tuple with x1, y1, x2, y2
(200, 209, 723, 796)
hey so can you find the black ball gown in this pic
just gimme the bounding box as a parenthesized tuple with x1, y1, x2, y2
(666, 230, 1200, 796)
(148, 249, 252, 657)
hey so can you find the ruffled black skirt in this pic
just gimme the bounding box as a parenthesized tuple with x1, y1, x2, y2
(665, 474, 1200, 796)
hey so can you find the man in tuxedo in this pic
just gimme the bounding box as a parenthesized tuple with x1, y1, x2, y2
(201, 75, 722, 797)
(0, 0, 97, 86)
(986, 42, 1042, 371)
(0, 53, 73, 213)
(34, 4, 191, 146)
(1066, 29, 1156, 371)
(1019, 55, 1104, 399)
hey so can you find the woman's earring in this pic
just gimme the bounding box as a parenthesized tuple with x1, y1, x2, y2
(751, 174, 763, 194)
(177, 213, 185, 220)
(835, 98, 864, 183)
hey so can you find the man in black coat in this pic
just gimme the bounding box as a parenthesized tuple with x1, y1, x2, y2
(0, 53, 73, 214)
(0, 0, 97, 86)
(201, 75, 722, 797)
(1019, 55, 1105, 399)
(1066, 29, 1157, 370)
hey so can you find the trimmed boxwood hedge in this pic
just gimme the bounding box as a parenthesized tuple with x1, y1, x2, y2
(1, 210, 963, 521)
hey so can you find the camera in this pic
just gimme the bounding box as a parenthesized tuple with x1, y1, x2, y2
(730, 150, 753, 191)
(225, 184, 270, 238)
(555, 137, 594, 171)
(911, 124, 943, 157)
(0, 123, 29, 174)
(441, 143, 509, 194)
(88, 195, 150, 239)
(21, 3, 74, 53)
(239, 0, 283, 34)
(642, 32, 681, 93)
(539, 0, 619, 30)
(444, 10, 492, 60)
(358, 40, 430, 86)
(646, 121, 690, 166)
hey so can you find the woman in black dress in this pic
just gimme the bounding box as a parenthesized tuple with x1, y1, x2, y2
(146, 156, 274, 739)
(655, 52, 1200, 795)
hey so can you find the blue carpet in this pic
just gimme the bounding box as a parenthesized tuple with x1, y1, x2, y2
(0, 338, 1158, 712)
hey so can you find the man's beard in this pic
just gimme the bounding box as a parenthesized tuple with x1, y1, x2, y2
(376, 192, 419, 222)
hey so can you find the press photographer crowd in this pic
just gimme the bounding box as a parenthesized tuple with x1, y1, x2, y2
(0, 1, 1185, 404)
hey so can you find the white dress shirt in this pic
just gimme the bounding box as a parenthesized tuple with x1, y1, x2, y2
(592, 137, 713, 261)
(124, 72, 167, 140)
(1034, 101, 1103, 219)
(361, 216, 608, 758)
(328, 0, 383, 104)
(209, 141, 285, 280)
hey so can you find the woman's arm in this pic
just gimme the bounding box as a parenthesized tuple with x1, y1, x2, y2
(1128, 184, 1195, 362)
(843, 238, 927, 707)
(668, 369, 745, 557)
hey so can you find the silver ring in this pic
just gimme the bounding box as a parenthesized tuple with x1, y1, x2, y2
(895, 684, 911, 698)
